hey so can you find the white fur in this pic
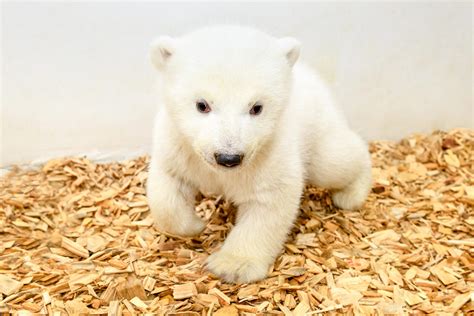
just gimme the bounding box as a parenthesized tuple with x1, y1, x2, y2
(147, 26, 372, 283)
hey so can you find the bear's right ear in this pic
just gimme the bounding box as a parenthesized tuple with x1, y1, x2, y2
(150, 36, 175, 70)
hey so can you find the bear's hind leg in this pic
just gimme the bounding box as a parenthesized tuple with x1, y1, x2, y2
(308, 128, 372, 210)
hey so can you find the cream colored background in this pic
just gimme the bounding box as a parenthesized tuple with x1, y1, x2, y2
(1, 2, 472, 166)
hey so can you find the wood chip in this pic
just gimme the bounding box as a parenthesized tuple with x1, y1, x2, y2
(173, 283, 197, 300)
(51, 233, 89, 258)
(237, 284, 259, 300)
(209, 288, 231, 305)
(130, 296, 148, 311)
(116, 277, 147, 300)
(142, 276, 156, 292)
(447, 292, 471, 313)
(109, 258, 129, 270)
(293, 301, 310, 316)
(64, 300, 89, 315)
(214, 305, 238, 316)
(0, 275, 23, 295)
(430, 264, 459, 285)
(282, 267, 307, 277)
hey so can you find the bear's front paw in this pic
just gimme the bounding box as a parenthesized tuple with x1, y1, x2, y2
(154, 213, 206, 237)
(206, 250, 270, 283)
(332, 181, 368, 210)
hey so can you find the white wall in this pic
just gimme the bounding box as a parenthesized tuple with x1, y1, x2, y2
(1, 2, 472, 166)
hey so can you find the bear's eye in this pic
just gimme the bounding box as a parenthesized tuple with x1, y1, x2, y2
(249, 103, 263, 116)
(196, 99, 211, 113)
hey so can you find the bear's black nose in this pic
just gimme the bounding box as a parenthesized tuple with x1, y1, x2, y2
(214, 153, 244, 168)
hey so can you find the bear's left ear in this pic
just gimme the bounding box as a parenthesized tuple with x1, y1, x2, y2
(150, 36, 176, 70)
(278, 37, 301, 67)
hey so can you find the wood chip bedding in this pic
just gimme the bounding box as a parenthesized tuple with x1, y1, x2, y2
(0, 129, 472, 315)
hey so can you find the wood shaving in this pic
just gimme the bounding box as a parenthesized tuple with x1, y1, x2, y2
(0, 129, 473, 314)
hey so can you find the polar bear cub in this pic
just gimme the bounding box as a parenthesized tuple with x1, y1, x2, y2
(147, 25, 372, 283)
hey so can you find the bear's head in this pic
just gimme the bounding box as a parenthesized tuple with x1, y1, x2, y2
(150, 25, 300, 170)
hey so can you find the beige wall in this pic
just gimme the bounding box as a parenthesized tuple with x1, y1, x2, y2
(1, 2, 472, 166)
